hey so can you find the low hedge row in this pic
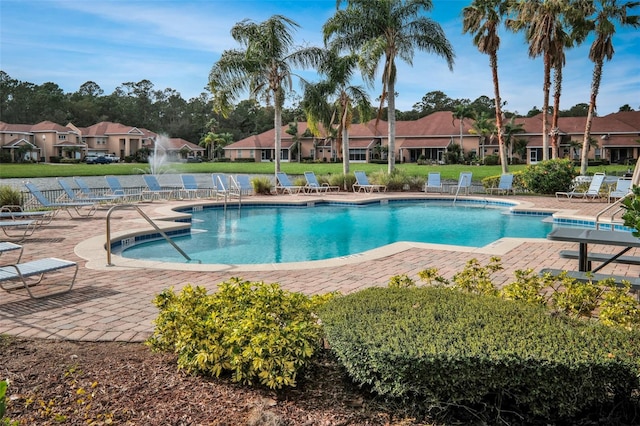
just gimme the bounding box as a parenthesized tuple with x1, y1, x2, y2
(318, 286, 640, 420)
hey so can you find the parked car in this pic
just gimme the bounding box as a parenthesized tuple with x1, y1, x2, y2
(84, 155, 111, 164)
(186, 156, 202, 163)
(104, 153, 120, 162)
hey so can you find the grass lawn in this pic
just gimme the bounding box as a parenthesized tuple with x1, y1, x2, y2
(0, 161, 631, 182)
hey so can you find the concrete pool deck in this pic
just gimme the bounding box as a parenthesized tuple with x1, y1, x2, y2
(1, 192, 638, 342)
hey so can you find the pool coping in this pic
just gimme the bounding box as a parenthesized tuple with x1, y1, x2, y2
(75, 193, 597, 272)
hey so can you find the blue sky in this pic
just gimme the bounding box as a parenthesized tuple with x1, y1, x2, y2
(2, 0, 639, 116)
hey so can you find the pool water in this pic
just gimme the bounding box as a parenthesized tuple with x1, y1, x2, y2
(121, 200, 556, 264)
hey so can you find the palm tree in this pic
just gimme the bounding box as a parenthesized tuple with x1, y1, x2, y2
(579, 0, 640, 175)
(509, 0, 572, 162)
(302, 50, 372, 175)
(469, 110, 497, 163)
(502, 116, 526, 163)
(451, 103, 475, 163)
(323, 0, 455, 174)
(462, 0, 509, 173)
(208, 15, 324, 174)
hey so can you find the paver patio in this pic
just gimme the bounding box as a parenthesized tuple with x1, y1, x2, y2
(0, 191, 637, 342)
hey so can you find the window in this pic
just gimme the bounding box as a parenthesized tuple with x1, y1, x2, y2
(58, 134, 66, 140)
(349, 149, 366, 161)
(249, 149, 255, 158)
(280, 149, 288, 160)
(237, 150, 242, 159)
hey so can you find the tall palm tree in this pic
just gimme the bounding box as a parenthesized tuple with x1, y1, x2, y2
(451, 103, 475, 163)
(302, 50, 372, 175)
(208, 15, 324, 174)
(509, 0, 572, 162)
(579, 0, 640, 175)
(462, 0, 509, 173)
(323, 0, 455, 174)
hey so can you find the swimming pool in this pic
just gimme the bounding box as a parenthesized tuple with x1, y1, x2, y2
(120, 199, 557, 264)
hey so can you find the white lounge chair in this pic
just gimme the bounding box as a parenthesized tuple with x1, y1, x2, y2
(556, 173, 606, 200)
(25, 182, 97, 217)
(58, 178, 118, 204)
(0, 241, 23, 264)
(608, 178, 633, 203)
(0, 220, 38, 241)
(105, 176, 142, 202)
(487, 173, 515, 196)
(275, 172, 304, 195)
(353, 171, 386, 193)
(232, 175, 254, 196)
(0, 206, 53, 225)
(0, 257, 78, 298)
(304, 171, 339, 193)
(73, 176, 125, 202)
(180, 174, 209, 199)
(452, 172, 473, 195)
(424, 172, 443, 193)
(142, 175, 176, 201)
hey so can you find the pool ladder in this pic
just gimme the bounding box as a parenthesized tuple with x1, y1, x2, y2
(105, 203, 199, 266)
(594, 193, 631, 230)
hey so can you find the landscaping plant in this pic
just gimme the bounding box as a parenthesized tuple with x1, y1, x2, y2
(147, 279, 333, 389)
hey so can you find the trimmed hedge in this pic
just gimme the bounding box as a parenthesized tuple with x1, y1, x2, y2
(318, 287, 640, 420)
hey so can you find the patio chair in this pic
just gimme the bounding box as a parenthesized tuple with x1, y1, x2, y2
(275, 172, 304, 195)
(73, 177, 126, 202)
(25, 182, 97, 217)
(304, 171, 339, 193)
(424, 172, 443, 193)
(353, 171, 387, 193)
(0, 242, 23, 264)
(0, 256, 78, 299)
(142, 175, 177, 201)
(556, 173, 606, 200)
(105, 176, 143, 202)
(231, 175, 254, 196)
(180, 174, 209, 199)
(0, 206, 53, 226)
(0, 219, 38, 241)
(452, 172, 473, 195)
(58, 178, 120, 204)
(487, 173, 515, 196)
(212, 173, 241, 201)
(608, 177, 633, 203)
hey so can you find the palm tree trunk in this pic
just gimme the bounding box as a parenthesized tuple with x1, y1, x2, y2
(342, 127, 350, 175)
(274, 103, 282, 173)
(459, 120, 464, 163)
(387, 78, 396, 174)
(581, 60, 603, 175)
(551, 65, 562, 159)
(542, 53, 551, 161)
(491, 52, 508, 174)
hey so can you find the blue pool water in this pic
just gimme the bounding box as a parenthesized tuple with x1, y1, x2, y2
(120, 200, 558, 264)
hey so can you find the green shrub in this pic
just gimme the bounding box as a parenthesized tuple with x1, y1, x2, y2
(622, 186, 640, 236)
(147, 280, 330, 389)
(251, 176, 273, 195)
(483, 154, 500, 165)
(318, 286, 640, 420)
(520, 159, 577, 194)
(0, 186, 22, 209)
(330, 173, 355, 191)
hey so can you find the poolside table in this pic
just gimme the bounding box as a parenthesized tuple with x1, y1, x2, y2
(547, 228, 640, 272)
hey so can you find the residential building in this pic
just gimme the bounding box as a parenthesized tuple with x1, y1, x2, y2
(0, 120, 203, 163)
(224, 110, 640, 165)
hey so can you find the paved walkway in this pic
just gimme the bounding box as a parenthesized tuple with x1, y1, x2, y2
(1, 191, 637, 342)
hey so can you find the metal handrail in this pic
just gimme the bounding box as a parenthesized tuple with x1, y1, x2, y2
(594, 194, 630, 230)
(105, 203, 197, 266)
